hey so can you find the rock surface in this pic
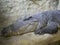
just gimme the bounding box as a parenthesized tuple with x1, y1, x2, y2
(0, 30, 60, 45)
(0, 0, 60, 45)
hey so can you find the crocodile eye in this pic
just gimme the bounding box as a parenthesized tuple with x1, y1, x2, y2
(23, 16, 32, 21)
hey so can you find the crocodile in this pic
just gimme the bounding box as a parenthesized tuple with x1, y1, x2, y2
(1, 10, 60, 37)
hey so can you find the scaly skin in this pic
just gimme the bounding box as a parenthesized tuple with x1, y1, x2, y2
(1, 10, 60, 37)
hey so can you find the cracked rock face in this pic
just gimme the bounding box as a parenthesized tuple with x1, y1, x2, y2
(0, 0, 60, 45)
